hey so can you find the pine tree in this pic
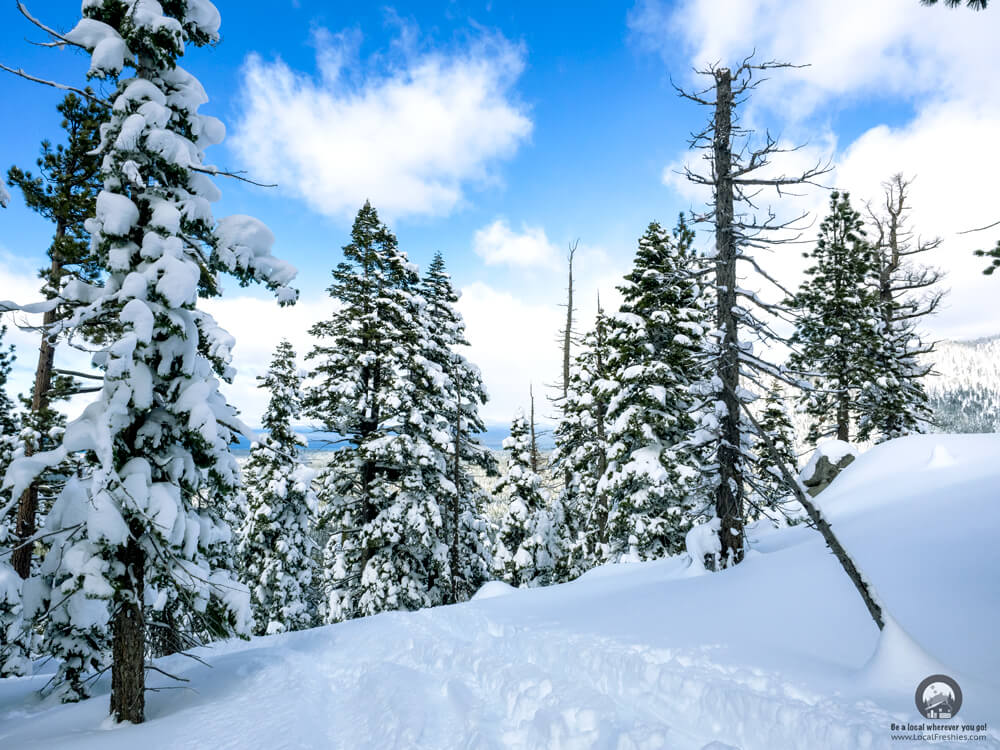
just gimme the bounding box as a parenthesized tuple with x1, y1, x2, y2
(749, 382, 798, 518)
(494, 412, 559, 587)
(306, 203, 449, 622)
(788, 191, 882, 445)
(550, 303, 612, 575)
(2, 1, 298, 722)
(857, 175, 942, 443)
(0, 325, 29, 678)
(237, 341, 317, 636)
(419, 253, 495, 603)
(598, 219, 707, 562)
(6, 92, 105, 582)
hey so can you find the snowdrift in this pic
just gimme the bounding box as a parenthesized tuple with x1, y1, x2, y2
(1, 434, 998, 749)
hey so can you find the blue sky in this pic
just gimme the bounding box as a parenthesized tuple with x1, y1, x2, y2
(2, 0, 999, 426)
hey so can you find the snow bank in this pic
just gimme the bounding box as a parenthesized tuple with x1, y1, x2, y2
(1, 434, 998, 749)
(472, 580, 517, 600)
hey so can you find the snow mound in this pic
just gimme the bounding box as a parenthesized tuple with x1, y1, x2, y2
(472, 580, 517, 600)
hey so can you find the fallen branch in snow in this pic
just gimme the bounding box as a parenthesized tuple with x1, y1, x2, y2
(734, 392, 886, 631)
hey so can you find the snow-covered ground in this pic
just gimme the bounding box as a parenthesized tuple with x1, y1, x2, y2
(1, 433, 998, 749)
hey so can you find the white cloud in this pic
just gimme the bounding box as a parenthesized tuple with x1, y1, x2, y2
(635, 0, 1000, 342)
(230, 27, 532, 221)
(456, 281, 562, 424)
(201, 294, 336, 427)
(831, 105, 1000, 340)
(632, 0, 1000, 118)
(472, 219, 561, 269)
(0, 255, 96, 416)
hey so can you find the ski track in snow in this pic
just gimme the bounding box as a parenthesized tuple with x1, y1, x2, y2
(6, 603, 991, 750)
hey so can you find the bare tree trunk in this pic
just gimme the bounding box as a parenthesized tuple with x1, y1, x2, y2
(712, 69, 745, 567)
(110, 533, 145, 724)
(739, 398, 884, 630)
(593, 297, 610, 544)
(528, 384, 538, 474)
(12, 247, 62, 579)
(449, 382, 462, 605)
(836, 399, 850, 443)
(561, 241, 577, 404)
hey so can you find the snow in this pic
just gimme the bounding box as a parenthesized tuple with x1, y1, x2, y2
(95, 191, 139, 236)
(0, 182, 10, 208)
(472, 580, 517, 600)
(2, 434, 999, 748)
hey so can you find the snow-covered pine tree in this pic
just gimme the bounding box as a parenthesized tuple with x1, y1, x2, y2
(597, 218, 706, 562)
(2, 0, 298, 722)
(749, 381, 798, 518)
(788, 191, 882, 445)
(494, 412, 559, 587)
(550, 302, 611, 576)
(419, 253, 495, 603)
(857, 175, 942, 443)
(6, 91, 105, 582)
(0, 324, 29, 678)
(306, 203, 449, 622)
(237, 340, 317, 635)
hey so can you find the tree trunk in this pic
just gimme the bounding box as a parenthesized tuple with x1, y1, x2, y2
(593, 301, 610, 545)
(712, 68, 745, 567)
(528, 384, 538, 474)
(562, 244, 575, 496)
(836, 399, 850, 443)
(12, 247, 62, 580)
(110, 534, 145, 724)
(739, 398, 884, 630)
(449, 382, 462, 605)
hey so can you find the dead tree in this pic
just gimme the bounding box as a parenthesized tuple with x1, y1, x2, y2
(677, 58, 829, 567)
(860, 174, 944, 439)
(529, 383, 539, 474)
(561, 241, 578, 404)
(738, 395, 885, 630)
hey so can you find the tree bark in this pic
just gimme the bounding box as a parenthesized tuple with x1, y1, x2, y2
(449, 380, 462, 605)
(110, 533, 145, 724)
(12, 245, 62, 579)
(593, 305, 610, 545)
(528, 384, 538, 474)
(712, 68, 745, 567)
(738, 397, 884, 630)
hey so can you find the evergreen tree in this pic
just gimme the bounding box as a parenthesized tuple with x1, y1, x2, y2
(0, 325, 29, 678)
(306, 203, 449, 622)
(6, 91, 105, 582)
(976, 239, 1000, 276)
(237, 340, 317, 636)
(788, 191, 881, 445)
(598, 219, 707, 562)
(550, 303, 612, 575)
(494, 413, 559, 587)
(2, 0, 298, 722)
(857, 175, 942, 443)
(419, 253, 495, 603)
(749, 382, 798, 518)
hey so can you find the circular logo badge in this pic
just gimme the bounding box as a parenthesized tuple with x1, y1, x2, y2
(915, 674, 962, 720)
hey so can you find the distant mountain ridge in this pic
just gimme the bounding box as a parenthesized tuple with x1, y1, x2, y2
(926, 333, 1000, 434)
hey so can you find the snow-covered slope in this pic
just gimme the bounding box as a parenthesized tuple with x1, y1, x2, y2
(927, 335, 1000, 433)
(1, 434, 998, 750)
